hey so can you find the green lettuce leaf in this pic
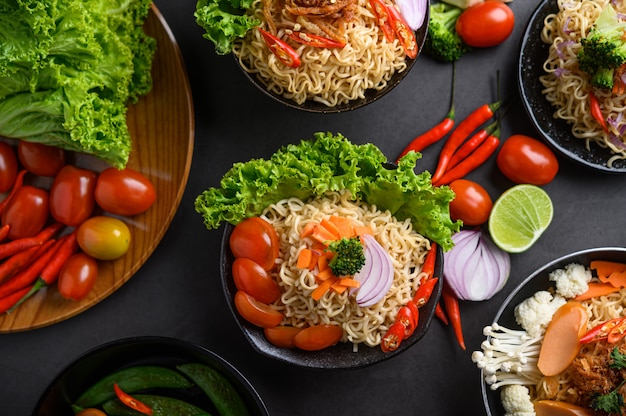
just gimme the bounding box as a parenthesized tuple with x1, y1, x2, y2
(0, 0, 156, 168)
(194, 132, 461, 250)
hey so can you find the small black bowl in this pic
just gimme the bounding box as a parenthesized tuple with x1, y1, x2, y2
(32, 336, 269, 416)
(481, 247, 626, 416)
(221, 224, 443, 369)
(236, 7, 430, 114)
(518, 0, 626, 173)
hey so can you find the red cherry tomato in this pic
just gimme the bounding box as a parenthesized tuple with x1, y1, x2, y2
(17, 141, 66, 177)
(293, 324, 343, 351)
(2, 185, 49, 240)
(0, 142, 18, 193)
(57, 253, 99, 301)
(230, 217, 280, 271)
(455, 1, 515, 47)
(234, 290, 284, 328)
(448, 179, 493, 226)
(264, 326, 304, 348)
(232, 257, 281, 304)
(496, 135, 559, 185)
(49, 165, 97, 226)
(95, 167, 156, 216)
(75, 410, 108, 416)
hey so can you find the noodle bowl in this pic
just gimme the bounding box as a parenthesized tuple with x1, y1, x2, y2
(262, 190, 431, 349)
(233, 0, 424, 110)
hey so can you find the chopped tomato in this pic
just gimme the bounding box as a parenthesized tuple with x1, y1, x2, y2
(286, 31, 345, 48)
(234, 290, 284, 328)
(258, 29, 301, 68)
(292, 324, 343, 351)
(230, 217, 280, 271)
(232, 257, 281, 304)
(264, 326, 304, 348)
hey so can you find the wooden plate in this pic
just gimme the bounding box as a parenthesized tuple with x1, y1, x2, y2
(0, 4, 194, 333)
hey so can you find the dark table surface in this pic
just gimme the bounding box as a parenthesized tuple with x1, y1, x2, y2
(3, 0, 626, 415)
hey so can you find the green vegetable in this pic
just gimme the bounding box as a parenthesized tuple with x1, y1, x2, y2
(0, 0, 156, 168)
(194, 0, 260, 55)
(177, 363, 250, 416)
(610, 346, 626, 370)
(577, 4, 626, 90)
(591, 379, 626, 414)
(74, 365, 194, 408)
(422, 2, 470, 63)
(194, 132, 460, 251)
(102, 394, 210, 416)
(326, 237, 366, 276)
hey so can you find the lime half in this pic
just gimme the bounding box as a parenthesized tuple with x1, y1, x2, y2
(488, 184, 553, 253)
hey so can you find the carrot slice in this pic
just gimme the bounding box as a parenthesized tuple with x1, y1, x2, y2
(603, 270, 626, 288)
(297, 248, 314, 269)
(537, 301, 588, 376)
(353, 225, 373, 236)
(311, 224, 339, 245)
(316, 268, 335, 281)
(300, 222, 317, 239)
(312, 277, 337, 300)
(320, 219, 341, 240)
(331, 280, 349, 294)
(574, 282, 622, 301)
(338, 277, 360, 288)
(590, 260, 626, 281)
(328, 216, 356, 238)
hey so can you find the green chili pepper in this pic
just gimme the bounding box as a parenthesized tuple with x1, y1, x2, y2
(102, 394, 210, 416)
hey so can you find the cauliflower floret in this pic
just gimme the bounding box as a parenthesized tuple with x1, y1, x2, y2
(514, 290, 566, 337)
(549, 263, 591, 298)
(500, 385, 535, 416)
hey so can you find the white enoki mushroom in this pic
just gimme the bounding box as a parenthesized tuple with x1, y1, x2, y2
(471, 323, 544, 390)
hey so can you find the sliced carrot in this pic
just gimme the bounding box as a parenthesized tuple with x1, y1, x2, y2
(328, 216, 356, 238)
(537, 301, 588, 376)
(297, 248, 313, 269)
(320, 219, 341, 240)
(353, 225, 373, 237)
(338, 277, 360, 288)
(311, 277, 337, 300)
(534, 399, 597, 415)
(331, 279, 349, 294)
(318, 252, 332, 271)
(300, 222, 317, 239)
(316, 268, 335, 281)
(602, 270, 626, 288)
(590, 260, 626, 281)
(311, 224, 339, 245)
(574, 281, 622, 301)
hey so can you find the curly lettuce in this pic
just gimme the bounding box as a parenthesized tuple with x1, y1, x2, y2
(194, 132, 461, 250)
(0, 0, 156, 168)
(194, 0, 260, 55)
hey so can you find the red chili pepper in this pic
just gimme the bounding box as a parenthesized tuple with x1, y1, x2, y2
(445, 119, 498, 172)
(0, 169, 26, 215)
(396, 304, 417, 339)
(396, 66, 456, 163)
(0, 285, 32, 314)
(0, 224, 9, 242)
(442, 282, 465, 350)
(589, 91, 608, 133)
(369, 0, 395, 42)
(8, 233, 78, 312)
(381, 321, 406, 352)
(607, 318, 626, 344)
(0, 239, 57, 300)
(286, 31, 345, 48)
(580, 317, 626, 344)
(419, 242, 437, 284)
(435, 301, 449, 325)
(431, 101, 501, 184)
(113, 383, 153, 415)
(413, 276, 439, 307)
(0, 221, 64, 262)
(406, 300, 419, 327)
(258, 29, 301, 68)
(433, 133, 501, 186)
(387, 5, 418, 59)
(0, 244, 42, 285)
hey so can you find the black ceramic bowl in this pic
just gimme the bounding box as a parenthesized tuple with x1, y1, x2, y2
(236, 7, 430, 114)
(32, 336, 269, 416)
(518, 0, 626, 173)
(481, 247, 626, 416)
(221, 224, 443, 369)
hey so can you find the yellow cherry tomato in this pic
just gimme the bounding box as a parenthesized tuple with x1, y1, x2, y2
(77, 216, 131, 260)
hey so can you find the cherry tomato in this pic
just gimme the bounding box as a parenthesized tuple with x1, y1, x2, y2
(232, 257, 281, 304)
(293, 324, 343, 351)
(234, 290, 284, 328)
(455, 1, 515, 47)
(77, 216, 131, 260)
(264, 326, 304, 348)
(0, 142, 18, 193)
(230, 217, 279, 271)
(57, 252, 99, 301)
(448, 179, 493, 226)
(17, 141, 66, 177)
(2, 185, 49, 240)
(50, 165, 97, 226)
(496, 135, 559, 185)
(95, 167, 156, 216)
(76, 410, 108, 416)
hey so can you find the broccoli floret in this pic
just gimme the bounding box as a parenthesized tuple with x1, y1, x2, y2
(577, 4, 626, 90)
(422, 2, 470, 63)
(326, 237, 366, 276)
